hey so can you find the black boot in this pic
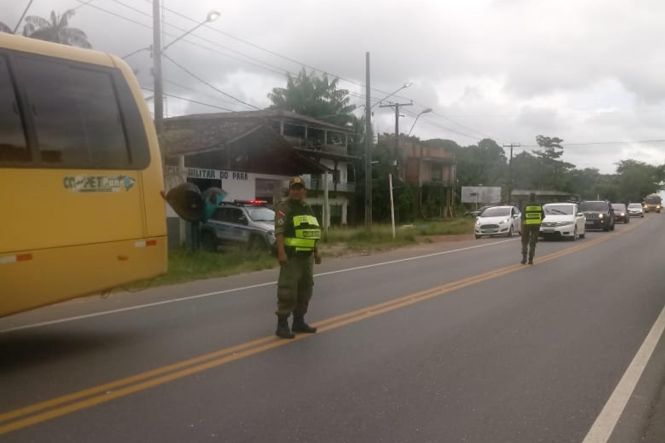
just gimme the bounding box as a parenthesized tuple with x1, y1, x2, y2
(521, 254, 527, 265)
(292, 315, 317, 333)
(275, 315, 295, 339)
(528, 256, 534, 265)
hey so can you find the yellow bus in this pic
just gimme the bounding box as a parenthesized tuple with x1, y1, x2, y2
(0, 34, 167, 317)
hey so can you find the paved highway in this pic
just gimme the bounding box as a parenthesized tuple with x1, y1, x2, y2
(2, 215, 665, 442)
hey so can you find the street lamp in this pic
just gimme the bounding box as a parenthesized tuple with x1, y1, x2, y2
(407, 107, 432, 136)
(162, 9, 221, 51)
(372, 82, 413, 109)
(122, 10, 221, 59)
(153, 7, 222, 135)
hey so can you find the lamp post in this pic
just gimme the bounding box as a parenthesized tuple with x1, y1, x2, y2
(407, 108, 432, 136)
(153, 4, 221, 135)
(372, 82, 413, 109)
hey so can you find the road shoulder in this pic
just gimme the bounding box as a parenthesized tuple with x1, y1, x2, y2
(609, 329, 665, 442)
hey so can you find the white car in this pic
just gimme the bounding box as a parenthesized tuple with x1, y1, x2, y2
(474, 206, 522, 238)
(627, 203, 644, 218)
(539, 203, 586, 241)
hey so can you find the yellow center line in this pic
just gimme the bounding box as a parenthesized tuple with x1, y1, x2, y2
(0, 220, 645, 435)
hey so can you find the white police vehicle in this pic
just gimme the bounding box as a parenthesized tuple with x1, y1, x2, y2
(200, 200, 276, 252)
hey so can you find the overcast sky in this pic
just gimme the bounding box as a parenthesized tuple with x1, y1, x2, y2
(3, 0, 665, 173)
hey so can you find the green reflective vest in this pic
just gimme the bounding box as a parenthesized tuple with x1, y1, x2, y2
(284, 214, 321, 252)
(524, 204, 543, 225)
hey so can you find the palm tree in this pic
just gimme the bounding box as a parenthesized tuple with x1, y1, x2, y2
(23, 9, 91, 48)
(268, 69, 356, 128)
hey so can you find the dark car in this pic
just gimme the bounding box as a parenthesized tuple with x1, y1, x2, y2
(200, 200, 276, 252)
(579, 200, 615, 231)
(465, 205, 495, 218)
(611, 203, 630, 224)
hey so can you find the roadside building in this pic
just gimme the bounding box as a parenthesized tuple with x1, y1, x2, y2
(395, 137, 457, 218)
(160, 110, 357, 246)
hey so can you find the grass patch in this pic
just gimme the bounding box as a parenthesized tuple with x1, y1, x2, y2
(131, 218, 474, 288)
(141, 248, 277, 287)
(322, 218, 474, 253)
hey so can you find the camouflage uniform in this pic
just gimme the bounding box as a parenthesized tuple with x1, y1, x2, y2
(274, 198, 320, 317)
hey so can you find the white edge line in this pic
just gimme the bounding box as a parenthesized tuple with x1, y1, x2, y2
(0, 239, 514, 334)
(582, 302, 665, 443)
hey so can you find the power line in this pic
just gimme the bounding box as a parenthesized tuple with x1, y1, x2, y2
(82, 0, 496, 142)
(72, 0, 96, 11)
(141, 86, 236, 112)
(110, 0, 289, 76)
(141, 0, 445, 113)
(163, 78, 244, 108)
(75, 0, 288, 76)
(522, 139, 665, 148)
(400, 108, 480, 141)
(430, 111, 495, 140)
(162, 53, 260, 110)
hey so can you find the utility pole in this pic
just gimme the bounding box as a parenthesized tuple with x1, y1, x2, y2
(379, 101, 413, 177)
(502, 143, 520, 204)
(152, 0, 164, 136)
(364, 52, 372, 229)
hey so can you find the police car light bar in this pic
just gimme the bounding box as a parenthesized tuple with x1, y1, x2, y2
(234, 199, 268, 206)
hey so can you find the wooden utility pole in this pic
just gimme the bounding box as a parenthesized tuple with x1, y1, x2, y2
(379, 101, 413, 177)
(503, 143, 520, 204)
(152, 0, 164, 136)
(364, 52, 372, 228)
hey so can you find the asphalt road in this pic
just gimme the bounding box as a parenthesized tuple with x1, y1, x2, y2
(2, 215, 665, 442)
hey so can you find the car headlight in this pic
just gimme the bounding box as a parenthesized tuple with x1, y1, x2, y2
(599, 214, 604, 219)
(621, 212, 625, 216)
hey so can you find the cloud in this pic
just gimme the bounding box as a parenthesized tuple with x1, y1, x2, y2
(3, 0, 665, 173)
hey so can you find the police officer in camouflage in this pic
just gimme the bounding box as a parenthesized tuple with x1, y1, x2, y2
(273, 176, 322, 339)
(521, 193, 545, 265)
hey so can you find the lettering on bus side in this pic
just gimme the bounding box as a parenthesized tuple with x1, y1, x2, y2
(63, 175, 136, 192)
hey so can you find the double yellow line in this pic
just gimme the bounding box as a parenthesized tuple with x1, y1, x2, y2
(0, 222, 642, 435)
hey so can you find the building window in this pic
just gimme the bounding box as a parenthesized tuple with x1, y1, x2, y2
(430, 163, 443, 182)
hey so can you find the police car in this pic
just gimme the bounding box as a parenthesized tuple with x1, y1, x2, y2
(200, 200, 276, 251)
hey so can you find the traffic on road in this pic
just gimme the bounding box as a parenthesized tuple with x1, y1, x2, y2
(2, 213, 665, 442)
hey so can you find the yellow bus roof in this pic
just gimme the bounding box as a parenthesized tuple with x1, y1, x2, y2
(0, 32, 115, 67)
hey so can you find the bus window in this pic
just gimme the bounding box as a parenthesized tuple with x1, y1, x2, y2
(0, 56, 28, 163)
(16, 56, 130, 168)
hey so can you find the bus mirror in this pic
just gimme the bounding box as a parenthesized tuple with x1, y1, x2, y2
(164, 183, 203, 222)
(201, 187, 228, 223)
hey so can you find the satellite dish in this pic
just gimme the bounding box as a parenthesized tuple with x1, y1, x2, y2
(164, 183, 203, 222)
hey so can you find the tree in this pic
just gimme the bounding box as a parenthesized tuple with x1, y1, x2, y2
(567, 168, 601, 199)
(268, 69, 356, 127)
(615, 160, 664, 202)
(23, 10, 91, 48)
(0, 22, 11, 33)
(453, 138, 506, 188)
(510, 151, 542, 191)
(531, 135, 575, 191)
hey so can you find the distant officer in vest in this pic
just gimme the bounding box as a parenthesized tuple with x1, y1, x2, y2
(521, 193, 545, 265)
(273, 176, 322, 339)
